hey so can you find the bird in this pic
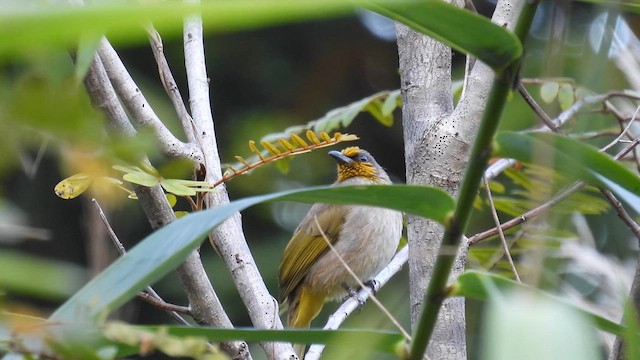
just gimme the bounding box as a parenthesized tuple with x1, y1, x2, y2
(278, 146, 402, 356)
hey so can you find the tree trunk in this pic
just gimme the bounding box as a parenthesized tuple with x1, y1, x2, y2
(396, 1, 525, 358)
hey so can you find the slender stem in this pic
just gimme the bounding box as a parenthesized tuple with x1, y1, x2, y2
(517, 82, 559, 132)
(483, 177, 521, 282)
(409, 2, 540, 359)
(468, 182, 584, 245)
(147, 25, 197, 144)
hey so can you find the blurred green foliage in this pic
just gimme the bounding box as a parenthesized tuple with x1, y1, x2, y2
(1, 0, 640, 359)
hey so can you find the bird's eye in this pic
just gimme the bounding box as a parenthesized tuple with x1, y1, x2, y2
(356, 154, 369, 162)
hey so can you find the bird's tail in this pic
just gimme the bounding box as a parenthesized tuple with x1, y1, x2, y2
(287, 285, 325, 359)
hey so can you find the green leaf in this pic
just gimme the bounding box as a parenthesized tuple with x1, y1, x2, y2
(622, 299, 640, 360)
(50, 184, 454, 323)
(364, 100, 393, 126)
(275, 156, 291, 174)
(540, 82, 559, 103)
(166, 193, 177, 208)
(0, 250, 86, 300)
(365, 1, 522, 72)
(0, 0, 416, 59)
(451, 270, 625, 336)
(558, 83, 575, 110)
(381, 90, 401, 116)
(160, 179, 197, 196)
(122, 172, 159, 187)
(495, 132, 640, 207)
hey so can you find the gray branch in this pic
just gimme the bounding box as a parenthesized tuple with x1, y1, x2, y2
(182, 4, 295, 359)
(84, 54, 249, 360)
(96, 39, 203, 163)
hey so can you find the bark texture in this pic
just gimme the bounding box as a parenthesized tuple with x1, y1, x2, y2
(396, 1, 524, 358)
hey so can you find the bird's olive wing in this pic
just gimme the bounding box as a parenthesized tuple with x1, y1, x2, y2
(278, 204, 346, 301)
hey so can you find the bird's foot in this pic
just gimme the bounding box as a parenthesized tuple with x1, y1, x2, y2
(363, 279, 379, 294)
(342, 285, 366, 309)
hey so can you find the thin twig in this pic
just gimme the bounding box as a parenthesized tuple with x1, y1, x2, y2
(146, 25, 197, 144)
(482, 177, 521, 282)
(96, 38, 203, 162)
(137, 291, 192, 314)
(91, 198, 192, 325)
(470, 135, 640, 246)
(600, 190, 640, 241)
(517, 82, 560, 132)
(468, 181, 584, 245)
(601, 105, 639, 152)
(545, 92, 640, 130)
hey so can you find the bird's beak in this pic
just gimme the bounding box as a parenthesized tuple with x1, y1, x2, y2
(328, 150, 353, 165)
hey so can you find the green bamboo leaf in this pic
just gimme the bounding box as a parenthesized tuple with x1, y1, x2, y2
(365, 1, 522, 71)
(50, 184, 454, 323)
(622, 299, 640, 360)
(495, 132, 640, 209)
(0, 0, 416, 59)
(451, 270, 625, 336)
(0, 250, 86, 301)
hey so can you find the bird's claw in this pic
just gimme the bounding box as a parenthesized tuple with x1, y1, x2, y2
(363, 279, 379, 294)
(342, 285, 366, 309)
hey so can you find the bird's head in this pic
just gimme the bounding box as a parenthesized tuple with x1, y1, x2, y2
(328, 147, 390, 184)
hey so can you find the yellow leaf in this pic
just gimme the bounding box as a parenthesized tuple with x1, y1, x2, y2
(320, 132, 332, 142)
(290, 133, 308, 147)
(278, 139, 297, 151)
(248, 140, 259, 153)
(306, 130, 320, 144)
(54, 173, 92, 199)
(261, 140, 281, 155)
(166, 193, 177, 208)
